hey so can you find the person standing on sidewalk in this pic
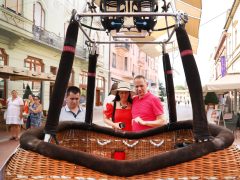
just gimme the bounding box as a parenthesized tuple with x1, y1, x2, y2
(6, 90, 24, 140)
(132, 75, 166, 131)
(29, 95, 43, 128)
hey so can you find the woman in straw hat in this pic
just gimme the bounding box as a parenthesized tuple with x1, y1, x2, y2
(103, 81, 134, 131)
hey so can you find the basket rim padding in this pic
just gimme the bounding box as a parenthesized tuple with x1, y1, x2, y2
(19, 120, 234, 176)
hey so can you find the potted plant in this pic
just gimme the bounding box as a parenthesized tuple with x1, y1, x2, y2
(204, 92, 219, 110)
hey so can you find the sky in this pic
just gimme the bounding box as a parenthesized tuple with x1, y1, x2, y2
(163, 0, 234, 86)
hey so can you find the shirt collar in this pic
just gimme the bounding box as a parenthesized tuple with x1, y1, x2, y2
(138, 91, 151, 99)
(64, 105, 82, 112)
(64, 105, 83, 118)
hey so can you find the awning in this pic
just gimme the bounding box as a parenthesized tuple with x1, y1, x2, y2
(203, 73, 240, 92)
(0, 65, 56, 81)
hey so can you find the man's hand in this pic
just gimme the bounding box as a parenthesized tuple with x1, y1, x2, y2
(134, 116, 166, 127)
(134, 117, 146, 125)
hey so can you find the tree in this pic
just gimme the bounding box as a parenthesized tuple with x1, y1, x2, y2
(23, 84, 33, 100)
(158, 82, 166, 101)
(175, 85, 185, 90)
(204, 92, 219, 105)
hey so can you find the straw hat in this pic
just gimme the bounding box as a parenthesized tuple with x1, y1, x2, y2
(113, 81, 134, 95)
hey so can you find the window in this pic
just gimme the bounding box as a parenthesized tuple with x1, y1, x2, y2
(0, 48, 8, 65)
(64, 22, 69, 38)
(24, 56, 44, 92)
(79, 72, 88, 88)
(96, 76, 104, 89)
(34, 2, 45, 28)
(0, 48, 8, 102)
(124, 57, 128, 71)
(235, 29, 238, 48)
(4, 0, 22, 14)
(50, 66, 74, 86)
(50, 66, 57, 75)
(112, 53, 116, 68)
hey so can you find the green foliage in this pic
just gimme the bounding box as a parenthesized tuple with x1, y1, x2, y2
(204, 92, 219, 105)
(158, 82, 166, 97)
(175, 85, 185, 90)
(23, 84, 33, 100)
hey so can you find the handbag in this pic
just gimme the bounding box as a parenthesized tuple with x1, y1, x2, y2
(26, 115, 31, 129)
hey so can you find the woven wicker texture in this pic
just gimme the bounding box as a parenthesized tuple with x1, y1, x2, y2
(4, 129, 240, 179)
(55, 129, 194, 160)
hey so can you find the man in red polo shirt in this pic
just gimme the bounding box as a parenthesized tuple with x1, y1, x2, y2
(132, 75, 166, 131)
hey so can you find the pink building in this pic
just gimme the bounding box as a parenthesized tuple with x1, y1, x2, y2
(110, 39, 159, 94)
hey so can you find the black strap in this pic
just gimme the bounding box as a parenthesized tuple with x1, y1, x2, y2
(112, 101, 116, 122)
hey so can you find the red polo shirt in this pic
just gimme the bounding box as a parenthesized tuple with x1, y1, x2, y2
(132, 92, 164, 131)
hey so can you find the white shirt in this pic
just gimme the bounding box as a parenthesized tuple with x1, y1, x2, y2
(103, 94, 115, 110)
(59, 105, 85, 122)
(6, 96, 24, 125)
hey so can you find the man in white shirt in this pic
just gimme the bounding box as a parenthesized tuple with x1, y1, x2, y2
(59, 86, 85, 122)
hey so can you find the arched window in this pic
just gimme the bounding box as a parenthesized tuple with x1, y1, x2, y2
(4, 0, 23, 14)
(0, 48, 8, 66)
(24, 56, 44, 94)
(33, 2, 45, 28)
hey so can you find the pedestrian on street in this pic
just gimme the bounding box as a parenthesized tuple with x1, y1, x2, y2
(29, 95, 43, 128)
(132, 75, 166, 131)
(103, 81, 133, 131)
(6, 90, 24, 140)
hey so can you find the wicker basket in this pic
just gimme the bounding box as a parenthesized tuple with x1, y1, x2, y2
(4, 129, 240, 179)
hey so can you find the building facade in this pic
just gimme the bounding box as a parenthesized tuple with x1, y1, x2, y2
(0, 0, 110, 109)
(0, 0, 160, 110)
(110, 41, 159, 95)
(211, 0, 240, 111)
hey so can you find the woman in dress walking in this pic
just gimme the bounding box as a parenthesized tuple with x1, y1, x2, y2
(6, 90, 24, 140)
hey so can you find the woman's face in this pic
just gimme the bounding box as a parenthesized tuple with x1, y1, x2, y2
(34, 97, 40, 104)
(11, 91, 17, 98)
(28, 95, 33, 101)
(118, 91, 130, 101)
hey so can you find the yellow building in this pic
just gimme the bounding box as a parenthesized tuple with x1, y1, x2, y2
(0, 0, 161, 109)
(0, 0, 109, 108)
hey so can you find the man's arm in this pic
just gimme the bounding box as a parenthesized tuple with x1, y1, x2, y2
(19, 105, 24, 120)
(134, 115, 166, 127)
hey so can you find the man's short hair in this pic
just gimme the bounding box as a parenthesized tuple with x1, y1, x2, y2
(66, 86, 80, 96)
(134, 75, 146, 81)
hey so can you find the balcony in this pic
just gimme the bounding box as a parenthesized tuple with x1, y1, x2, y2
(32, 25, 88, 60)
(115, 44, 130, 50)
(0, 5, 33, 37)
